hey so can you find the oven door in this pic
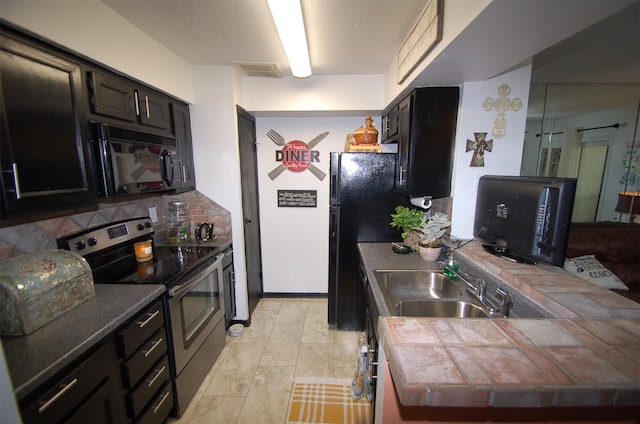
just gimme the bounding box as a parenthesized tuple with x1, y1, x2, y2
(166, 254, 225, 375)
(92, 122, 180, 196)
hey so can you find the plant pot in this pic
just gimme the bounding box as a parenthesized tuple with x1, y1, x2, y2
(403, 230, 421, 250)
(418, 245, 441, 261)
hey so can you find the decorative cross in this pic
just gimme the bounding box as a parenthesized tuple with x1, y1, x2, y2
(466, 132, 493, 167)
(482, 84, 522, 139)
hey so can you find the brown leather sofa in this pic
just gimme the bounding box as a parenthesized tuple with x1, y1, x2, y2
(565, 221, 640, 300)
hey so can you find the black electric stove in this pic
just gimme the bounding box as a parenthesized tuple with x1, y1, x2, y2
(57, 217, 221, 288)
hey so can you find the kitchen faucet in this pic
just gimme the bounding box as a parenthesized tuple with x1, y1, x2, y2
(440, 262, 513, 317)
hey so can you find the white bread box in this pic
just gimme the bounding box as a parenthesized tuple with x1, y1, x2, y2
(0, 250, 95, 336)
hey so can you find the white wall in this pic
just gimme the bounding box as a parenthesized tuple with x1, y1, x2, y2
(450, 64, 532, 239)
(0, 0, 194, 102)
(254, 116, 390, 293)
(190, 66, 251, 320)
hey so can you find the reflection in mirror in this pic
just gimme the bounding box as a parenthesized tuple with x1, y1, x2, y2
(523, 85, 640, 223)
(521, 2, 640, 223)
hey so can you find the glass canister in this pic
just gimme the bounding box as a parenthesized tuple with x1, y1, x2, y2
(166, 201, 190, 244)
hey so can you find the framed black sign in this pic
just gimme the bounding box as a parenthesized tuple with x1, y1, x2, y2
(278, 190, 317, 207)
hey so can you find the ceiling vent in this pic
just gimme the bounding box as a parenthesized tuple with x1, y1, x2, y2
(233, 62, 283, 78)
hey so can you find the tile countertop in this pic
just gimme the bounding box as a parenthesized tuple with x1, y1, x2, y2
(358, 242, 640, 409)
(1, 283, 165, 401)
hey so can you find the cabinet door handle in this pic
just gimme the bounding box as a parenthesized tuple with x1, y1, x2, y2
(134, 91, 140, 116)
(137, 310, 160, 328)
(38, 378, 78, 413)
(145, 95, 150, 118)
(147, 365, 166, 388)
(152, 390, 171, 414)
(399, 165, 406, 185)
(143, 337, 163, 357)
(10, 162, 21, 199)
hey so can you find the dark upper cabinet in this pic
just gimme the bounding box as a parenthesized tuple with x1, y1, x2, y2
(386, 87, 460, 199)
(87, 71, 137, 123)
(171, 102, 196, 192)
(0, 29, 98, 220)
(138, 87, 171, 130)
(87, 70, 171, 132)
(380, 104, 399, 142)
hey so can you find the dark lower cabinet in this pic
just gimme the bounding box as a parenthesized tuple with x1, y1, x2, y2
(116, 299, 173, 423)
(359, 254, 378, 419)
(20, 338, 127, 424)
(0, 27, 97, 220)
(222, 246, 236, 328)
(19, 298, 173, 424)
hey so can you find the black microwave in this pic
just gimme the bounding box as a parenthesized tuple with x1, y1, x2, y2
(91, 122, 184, 197)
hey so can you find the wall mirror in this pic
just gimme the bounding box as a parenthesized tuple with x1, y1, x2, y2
(521, 2, 640, 223)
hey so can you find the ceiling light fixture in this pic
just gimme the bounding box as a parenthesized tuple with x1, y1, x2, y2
(267, 0, 311, 78)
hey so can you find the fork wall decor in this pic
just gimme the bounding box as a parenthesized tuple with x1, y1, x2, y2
(267, 129, 329, 181)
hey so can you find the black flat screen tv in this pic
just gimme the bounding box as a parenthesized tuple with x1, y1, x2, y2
(473, 175, 577, 266)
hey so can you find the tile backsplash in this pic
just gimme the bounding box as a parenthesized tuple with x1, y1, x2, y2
(0, 191, 231, 260)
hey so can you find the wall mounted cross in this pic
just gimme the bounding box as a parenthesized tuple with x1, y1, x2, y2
(482, 83, 522, 139)
(466, 132, 493, 167)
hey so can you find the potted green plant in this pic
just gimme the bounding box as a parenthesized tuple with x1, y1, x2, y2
(389, 206, 424, 250)
(417, 212, 451, 261)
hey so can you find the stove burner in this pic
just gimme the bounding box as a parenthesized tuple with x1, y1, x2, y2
(57, 217, 221, 288)
(92, 245, 219, 286)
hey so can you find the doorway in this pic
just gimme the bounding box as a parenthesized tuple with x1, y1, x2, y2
(237, 106, 263, 318)
(573, 145, 608, 222)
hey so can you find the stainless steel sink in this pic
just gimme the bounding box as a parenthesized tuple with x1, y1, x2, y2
(374, 270, 463, 299)
(373, 269, 496, 318)
(394, 300, 489, 318)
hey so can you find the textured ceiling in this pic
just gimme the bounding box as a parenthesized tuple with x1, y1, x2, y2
(100, 0, 429, 76)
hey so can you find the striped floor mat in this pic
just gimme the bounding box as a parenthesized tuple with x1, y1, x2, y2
(286, 380, 372, 424)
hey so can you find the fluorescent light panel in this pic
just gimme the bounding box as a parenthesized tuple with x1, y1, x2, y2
(267, 0, 311, 78)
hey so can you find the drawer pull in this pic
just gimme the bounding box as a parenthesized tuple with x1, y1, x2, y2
(152, 390, 170, 414)
(147, 365, 166, 388)
(137, 310, 160, 328)
(38, 378, 78, 413)
(143, 337, 163, 357)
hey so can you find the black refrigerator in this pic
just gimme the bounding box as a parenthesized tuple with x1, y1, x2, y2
(328, 152, 410, 330)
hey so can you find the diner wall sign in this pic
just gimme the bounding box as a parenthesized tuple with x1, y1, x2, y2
(267, 129, 329, 181)
(278, 190, 317, 207)
(397, 0, 443, 84)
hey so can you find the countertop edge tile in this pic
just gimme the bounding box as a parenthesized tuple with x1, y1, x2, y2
(360, 242, 640, 409)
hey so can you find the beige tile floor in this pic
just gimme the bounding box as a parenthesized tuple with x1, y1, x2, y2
(168, 297, 361, 424)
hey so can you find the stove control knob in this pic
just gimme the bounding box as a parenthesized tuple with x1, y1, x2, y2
(144, 221, 152, 228)
(74, 240, 86, 250)
(88, 237, 98, 247)
(137, 223, 145, 231)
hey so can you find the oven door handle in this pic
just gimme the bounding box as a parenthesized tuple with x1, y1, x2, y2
(167, 254, 223, 298)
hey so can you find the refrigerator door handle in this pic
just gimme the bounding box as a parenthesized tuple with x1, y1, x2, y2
(330, 174, 338, 204)
(330, 208, 337, 238)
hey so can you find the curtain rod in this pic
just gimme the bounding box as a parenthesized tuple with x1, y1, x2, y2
(535, 123, 620, 138)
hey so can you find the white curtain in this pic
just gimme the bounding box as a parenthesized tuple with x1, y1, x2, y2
(557, 127, 583, 178)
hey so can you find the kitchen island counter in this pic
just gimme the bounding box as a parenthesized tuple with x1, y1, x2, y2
(1, 283, 165, 401)
(359, 242, 640, 411)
